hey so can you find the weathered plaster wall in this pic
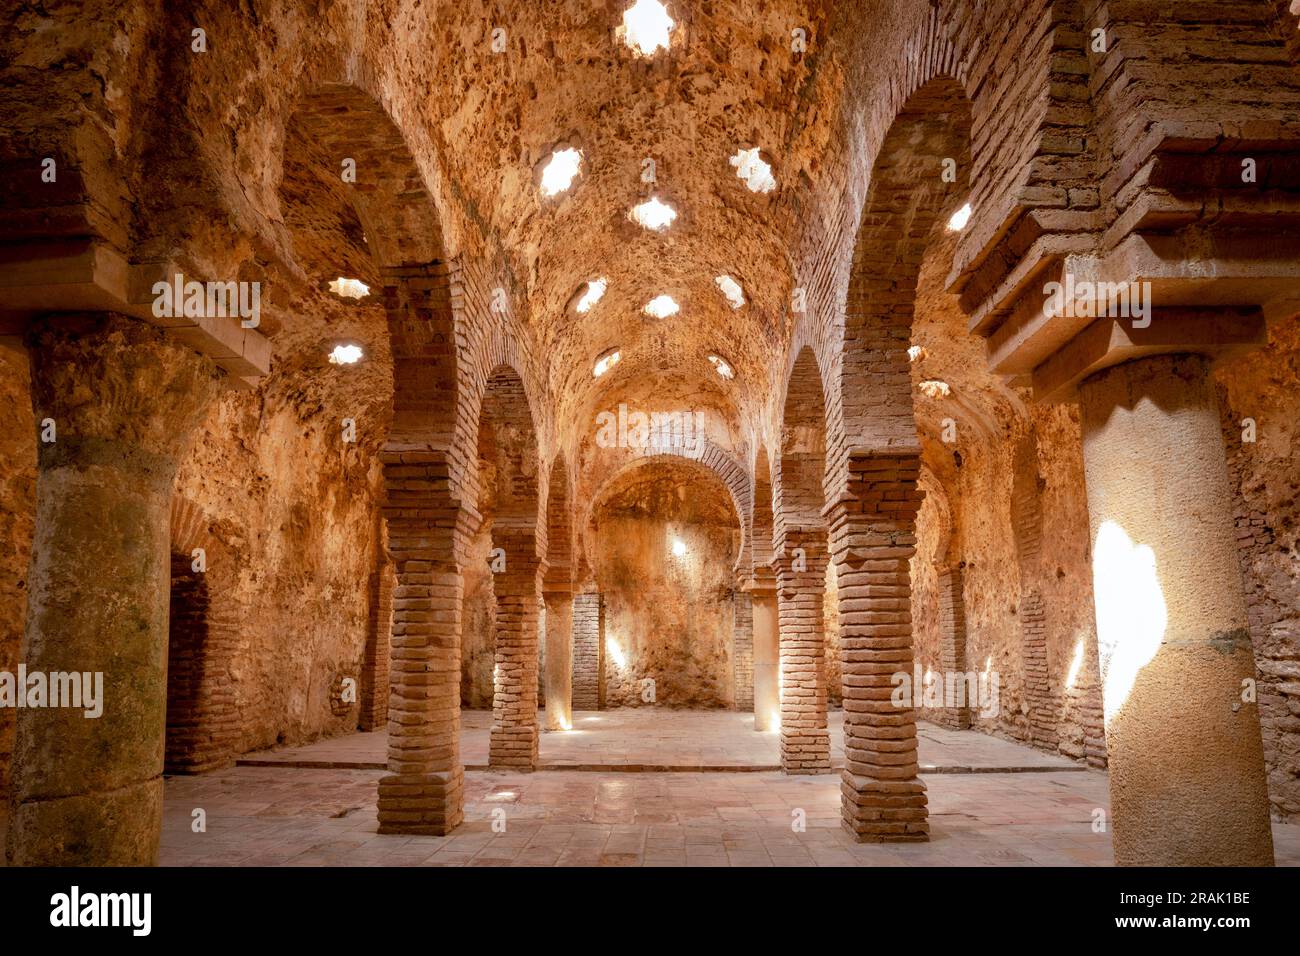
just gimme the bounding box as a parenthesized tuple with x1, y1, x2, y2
(590, 462, 740, 709)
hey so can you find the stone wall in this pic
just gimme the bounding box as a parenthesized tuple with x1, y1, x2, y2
(589, 461, 740, 709)
(1219, 315, 1300, 820)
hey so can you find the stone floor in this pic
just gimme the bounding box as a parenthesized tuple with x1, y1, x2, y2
(150, 710, 1300, 867)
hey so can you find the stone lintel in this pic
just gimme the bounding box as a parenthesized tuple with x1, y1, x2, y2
(0, 239, 271, 385)
(983, 232, 1300, 380)
(1032, 309, 1266, 405)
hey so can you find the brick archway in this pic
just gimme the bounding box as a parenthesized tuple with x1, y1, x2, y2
(772, 348, 832, 773)
(164, 495, 240, 774)
(476, 364, 545, 768)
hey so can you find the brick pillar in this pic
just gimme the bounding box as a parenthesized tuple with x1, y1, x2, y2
(7, 314, 221, 866)
(489, 533, 541, 768)
(775, 532, 830, 772)
(732, 590, 754, 710)
(1020, 588, 1056, 749)
(751, 572, 780, 732)
(542, 589, 573, 731)
(830, 451, 928, 843)
(571, 592, 603, 711)
(936, 565, 970, 730)
(1078, 354, 1273, 865)
(360, 562, 395, 732)
(377, 455, 466, 836)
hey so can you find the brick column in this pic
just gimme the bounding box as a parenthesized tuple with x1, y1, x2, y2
(377, 454, 467, 836)
(1078, 354, 1273, 865)
(489, 533, 542, 768)
(6, 314, 221, 866)
(1020, 589, 1056, 749)
(750, 572, 780, 732)
(571, 592, 603, 711)
(732, 590, 754, 710)
(775, 532, 830, 772)
(936, 565, 969, 730)
(542, 588, 573, 731)
(830, 451, 928, 843)
(360, 562, 395, 732)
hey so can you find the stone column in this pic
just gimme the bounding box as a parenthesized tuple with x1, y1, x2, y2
(830, 451, 928, 842)
(378, 458, 466, 836)
(1078, 353, 1273, 865)
(489, 533, 541, 768)
(750, 573, 780, 732)
(542, 588, 573, 731)
(6, 314, 221, 866)
(774, 533, 830, 772)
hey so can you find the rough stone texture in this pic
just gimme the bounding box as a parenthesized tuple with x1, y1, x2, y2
(588, 460, 740, 709)
(1218, 314, 1300, 821)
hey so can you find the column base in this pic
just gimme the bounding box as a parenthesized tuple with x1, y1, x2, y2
(488, 727, 538, 770)
(6, 777, 163, 866)
(840, 772, 929, 843)
(780, 728, 830, 773)
(377, 769, 464, 835)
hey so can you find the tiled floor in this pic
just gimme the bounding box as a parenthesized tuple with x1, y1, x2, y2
(152, 710, 1300, 867)
(238, 708, 1086, 772)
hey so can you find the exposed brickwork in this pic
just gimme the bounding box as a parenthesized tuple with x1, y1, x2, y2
(830, 452, 928, 842)
(572, 592, 604, 711)
(732, 591, 755, 711)
(359, 563, 395, 732)
(935, 566, 971, 730)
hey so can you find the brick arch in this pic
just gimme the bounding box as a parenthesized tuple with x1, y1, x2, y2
(164, 495, 240, 774)
(839, 74, 972, 464)
(773, 346, 829, 556)
(579, 439, 752, 575)
(284, 83, 462, 479)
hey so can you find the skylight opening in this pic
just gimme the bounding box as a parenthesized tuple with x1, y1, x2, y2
(715, 275, 745, 309)
(329, 277, 369, 299)
(630, 196, 677, 231)
(708, 353, 735, 380)
(620, 0, 674, 57)
(540, 147, 583, 197)
(947, 202, 973, 232)
(729, 147, 776, 193)
(593, 348, 621, 378)
(918, 380, 951, 399)
(908, 345, 927, 363)
(329, 344, 364, 365)
(576, 277, 608, 313)
(643, 295, 679, 319)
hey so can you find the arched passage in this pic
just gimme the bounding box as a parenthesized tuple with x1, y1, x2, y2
(585, 457, 741, 710)
(830, 75, 972, 844)
(475, 365, 544, 768)
(281, 82, 466, 837)
(773, 348, 832, 772)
